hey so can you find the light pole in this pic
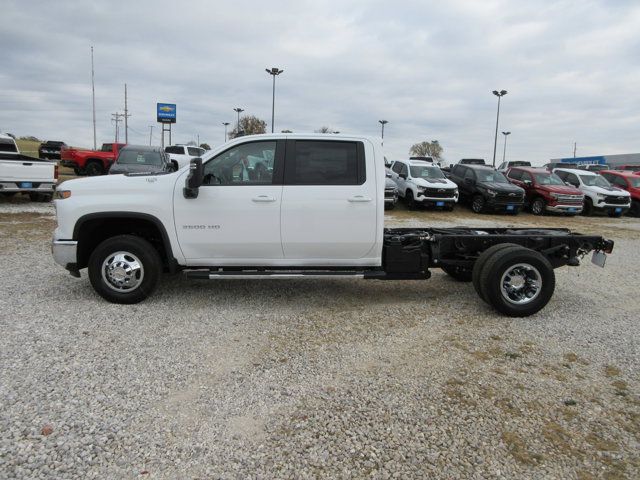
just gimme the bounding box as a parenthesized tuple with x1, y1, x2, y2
(501, 131, 511, 164)
(378, 120, 388, 145)
(233, 108, 244, 136)
(265, 67, 284, 133)
(491, 90, 507, 168)
(222, 122, 230, 142)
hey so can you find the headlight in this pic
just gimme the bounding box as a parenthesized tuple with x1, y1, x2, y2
(453, 189, 459, 195)
(54, 190, 71, 199)
(550, 193, 559, 200)
(596, 193, 606, 200)
(417, 186, 426, 192)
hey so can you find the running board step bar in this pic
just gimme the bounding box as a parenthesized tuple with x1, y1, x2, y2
(183, 269, 430, 280)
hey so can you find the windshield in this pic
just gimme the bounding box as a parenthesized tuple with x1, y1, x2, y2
(410, 165, 445, 180)
(533, 172, 565, 185)
(579, 175, 610, 188)
(630, 177, 640, 188)
(117, 150, 162, 166)
(476, 170, 509, 183)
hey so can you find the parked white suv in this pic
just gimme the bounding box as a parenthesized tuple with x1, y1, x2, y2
(164, 145, 206, 168)
(389, 159, 458, 209)
(554, 168, 631, 217)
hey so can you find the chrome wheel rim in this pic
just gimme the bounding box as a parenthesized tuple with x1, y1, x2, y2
(532, 201, 543, 214)
(101, 251, 144, 292)
(500, 263, 542, 305)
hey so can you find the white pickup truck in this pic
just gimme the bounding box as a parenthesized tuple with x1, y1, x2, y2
(164, 144, 206, 168)
(52, 134, 614, 317)
(0, 134, 57, 201)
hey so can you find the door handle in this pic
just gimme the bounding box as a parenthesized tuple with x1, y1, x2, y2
(252, 195, 276, 203)
(348, 195, 372, 203)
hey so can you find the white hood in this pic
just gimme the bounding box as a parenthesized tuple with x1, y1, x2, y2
(584, 184, 630, 197)
(413, 177, 457, 189)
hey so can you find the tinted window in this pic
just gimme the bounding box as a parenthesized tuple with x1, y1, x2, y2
(566, 173, 580, 186)
(287, 141, 363, 185)
(203, 141, 276, 185)
(165, 146, 184, 155)
(392, 161, 403, 174)
(0, 139, 18, 153)
(187, 147, 202, 156)
(607, 175, 627, 188)
(101, 144, 113, 152)
(117, 150, 162, 166)
(507, 169, 522, 180)
(555, 171, 567, 181)
(475, 169, 509, 183)
(410, 165, 445, 179)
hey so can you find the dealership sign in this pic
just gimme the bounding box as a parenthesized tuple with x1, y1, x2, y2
(157, 103, 176, 123)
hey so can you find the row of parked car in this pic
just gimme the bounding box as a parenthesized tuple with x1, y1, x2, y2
(384, 158, 640, 217)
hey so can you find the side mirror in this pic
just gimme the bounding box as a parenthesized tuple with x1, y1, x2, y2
(399, 173, 407, 180)
(183, 158, 203, 199)
(523, 179, 532, 186)
(170, 160, 179, 172)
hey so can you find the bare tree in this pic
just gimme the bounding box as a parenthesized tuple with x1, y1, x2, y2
(315, 126, 333, 133)
(229, 115, 267, 138)
(409, 140, 443, 162)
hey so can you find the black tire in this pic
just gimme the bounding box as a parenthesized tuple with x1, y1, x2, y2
(531, 197, 546, 215)
(583, 198, 594, 216)
(29, 192, 51, 202)
(472, 243, 522, 302)
(73, 167, 82, 176)
(88, 235, 162, 304)
(471, 195, 485, 213)
(385, 203, 395, 210)
(440, 264, 472, 282)
(1, 192, 17, 198)
(479, 247, 555, 317)
(628, 200, 640, 217)
(405, 190, 416, 209)
(85, 161, 104, 176)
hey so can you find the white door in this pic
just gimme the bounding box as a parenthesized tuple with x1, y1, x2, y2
(173, 140, 284, 264)
(280, 139, 378, 262)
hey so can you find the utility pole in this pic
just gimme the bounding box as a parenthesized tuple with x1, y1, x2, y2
(197, 134, 200, 147)
(148, 125, 154, 146)
(123, 83, 131, 144)
(111, 112, 124, 142)
(573, 142, 577, 158)
(91, 46, 97, 150)
(501, 131, 511, 163)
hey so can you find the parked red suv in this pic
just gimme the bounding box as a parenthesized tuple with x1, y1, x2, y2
(600, 170, 640, 216)
(506, 167, 584, 215)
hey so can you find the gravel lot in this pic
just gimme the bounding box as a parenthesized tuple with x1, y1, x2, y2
(0, 196, 638, 479)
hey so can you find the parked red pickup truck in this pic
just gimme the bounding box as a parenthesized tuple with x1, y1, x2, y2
(60, 143, 126, 176)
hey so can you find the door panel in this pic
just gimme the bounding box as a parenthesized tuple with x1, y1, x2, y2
(281, 139, 378, 261)
(173, 140, 284, 264)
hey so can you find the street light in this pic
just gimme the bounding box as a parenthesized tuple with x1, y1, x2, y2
(501, 131, 511, 164)
(491, 90, 508, 167)
(222, 122, 230, 142)
(265, 67, 284, 133)
(233, 108, 244, 135)
(378, 120, 388, 145)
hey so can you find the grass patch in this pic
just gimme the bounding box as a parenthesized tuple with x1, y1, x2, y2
(501, 431, 543, 465)
(604, 365, 621, 377)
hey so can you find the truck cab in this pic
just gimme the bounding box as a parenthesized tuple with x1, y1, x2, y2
(51, 134, 614, 317)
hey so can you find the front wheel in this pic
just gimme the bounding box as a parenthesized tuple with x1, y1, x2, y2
(88, 235, 162, 304)
(471, 195, 485, 213)
(384, 202, 395, 210)
(582, 198, 594, 216)
(405, 190, 416, 209)
(85, 161, 104, 176)
(479, 247, 555, 317)
(628, 200, 640, 217)
(531, 197, 546, 215)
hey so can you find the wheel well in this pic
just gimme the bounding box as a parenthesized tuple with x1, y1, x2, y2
(75, 216, 172, 270)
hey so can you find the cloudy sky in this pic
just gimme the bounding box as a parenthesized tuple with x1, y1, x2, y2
(1, 0, 639, 165)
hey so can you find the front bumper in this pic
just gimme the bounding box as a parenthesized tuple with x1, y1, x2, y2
(416, 193, 458, 205)
(52, 239, 78, 270)
(595, 201, 631, 212)
(546, 204, 583, 214)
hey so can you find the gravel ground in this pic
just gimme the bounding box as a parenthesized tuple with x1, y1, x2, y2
(0, 196, 638, 479)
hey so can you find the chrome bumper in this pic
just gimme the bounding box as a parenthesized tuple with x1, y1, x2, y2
(52, 239, 78, 269)
(546, 204, 583, 213)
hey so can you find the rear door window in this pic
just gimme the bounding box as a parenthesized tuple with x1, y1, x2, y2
(392, 161, 403, 174)
(187, 147, 202, 156)
(285, 140, 364, 185)
(507, 169, 522, 180)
